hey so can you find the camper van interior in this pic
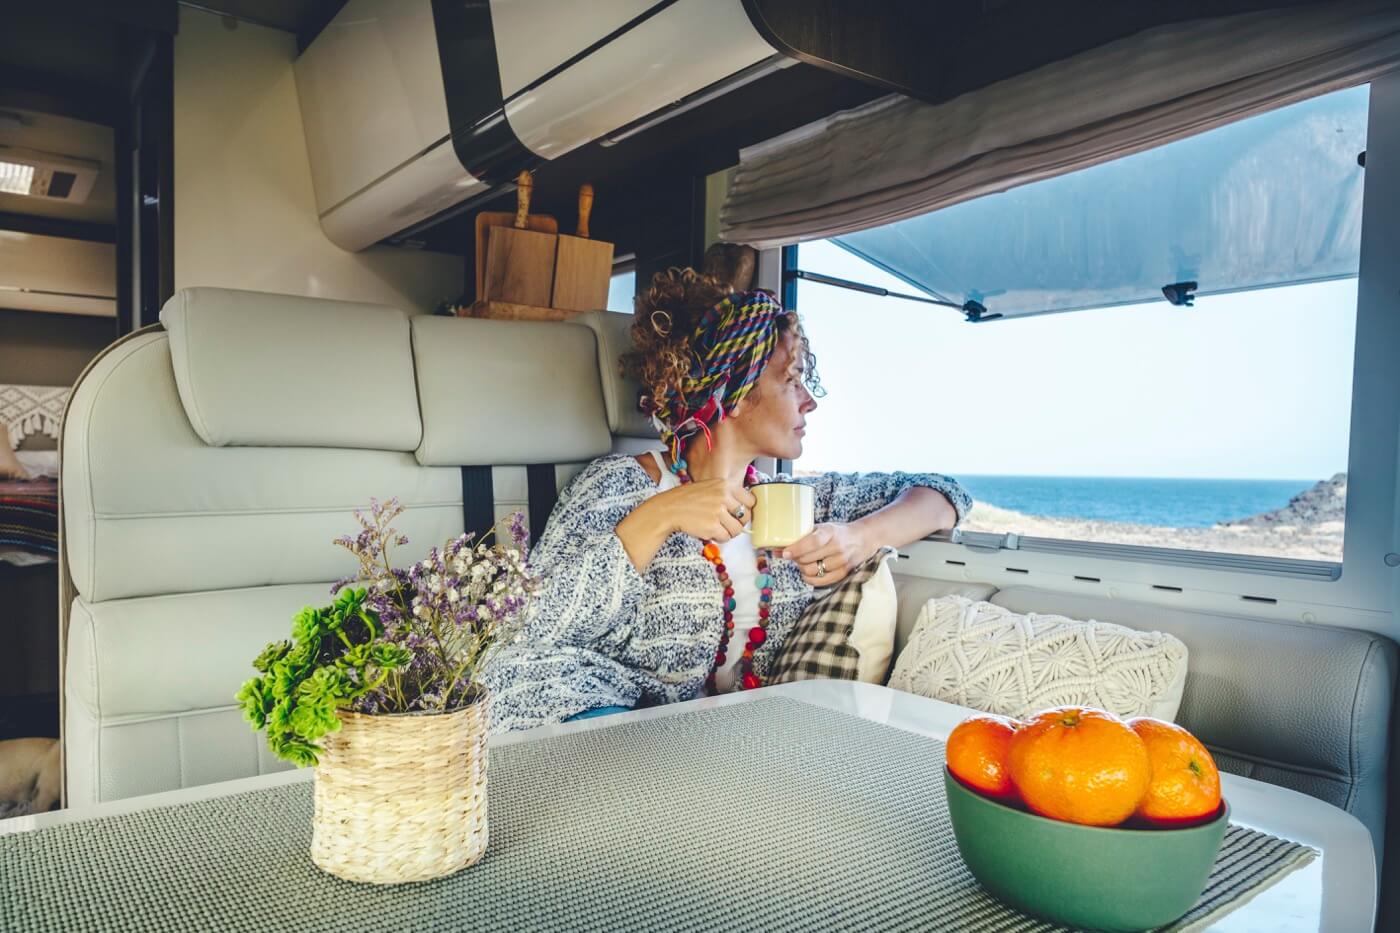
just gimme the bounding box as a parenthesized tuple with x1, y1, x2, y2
(2, 1, 1399, 930)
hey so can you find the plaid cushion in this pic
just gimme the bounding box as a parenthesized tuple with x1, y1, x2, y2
(766, 547, 897, 684)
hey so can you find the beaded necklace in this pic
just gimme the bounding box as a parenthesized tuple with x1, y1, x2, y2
(669, 455, 771, 693)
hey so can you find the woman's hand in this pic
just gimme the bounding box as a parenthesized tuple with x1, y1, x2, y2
(660, 478, 758, 543)
(782, 523, 873, 586)
(616, 479, 756, 573)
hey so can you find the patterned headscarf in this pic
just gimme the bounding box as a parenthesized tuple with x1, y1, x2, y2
(647, 290, 783, 462)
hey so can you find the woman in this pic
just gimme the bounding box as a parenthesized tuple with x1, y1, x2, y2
(483, 268, 971, 733)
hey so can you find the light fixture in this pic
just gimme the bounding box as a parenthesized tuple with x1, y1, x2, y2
(0, 160, 35, 195)
(0, 147, 100, 202)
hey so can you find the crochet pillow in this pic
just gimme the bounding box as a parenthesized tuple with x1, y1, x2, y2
(767, 547, 898, 685)
(888, 595, 1189, 721)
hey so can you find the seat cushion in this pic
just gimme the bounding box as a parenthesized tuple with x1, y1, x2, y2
(990, 586, 1396, 859)
(64, 584, 325, 805)
(890, 574, 998, 661)
(579, 311, 655, 440)
(160, 288, 420, 451)
(768, 548, 898, 685)
(411, 316, 611, 466)
(61, 333, 464, 602)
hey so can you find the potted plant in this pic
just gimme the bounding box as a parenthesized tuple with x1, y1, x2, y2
(236, 499, 537, 884)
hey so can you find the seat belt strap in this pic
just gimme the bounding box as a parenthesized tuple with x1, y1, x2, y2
(460, 465, 495, 539)
(526, 463, 558, 545)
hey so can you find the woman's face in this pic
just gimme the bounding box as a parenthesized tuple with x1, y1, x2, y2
(729, 330, 818, 461)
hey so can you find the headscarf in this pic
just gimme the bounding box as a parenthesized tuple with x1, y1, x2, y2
(646, 289, 783, 463)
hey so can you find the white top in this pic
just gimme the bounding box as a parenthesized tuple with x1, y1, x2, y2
(647, 450, 759, 694)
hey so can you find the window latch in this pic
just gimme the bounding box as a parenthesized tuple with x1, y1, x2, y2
(952, 530, 1020, 553)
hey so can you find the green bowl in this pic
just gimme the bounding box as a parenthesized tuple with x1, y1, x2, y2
(943, 767, 1228, 932)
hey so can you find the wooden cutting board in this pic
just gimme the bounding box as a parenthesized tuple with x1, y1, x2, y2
(473, 170, 557, 301)
(551, 184, 614, 312)
(483, 226, 558, 308)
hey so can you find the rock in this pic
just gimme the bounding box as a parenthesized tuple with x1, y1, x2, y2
(1219, 473, 1347, 529)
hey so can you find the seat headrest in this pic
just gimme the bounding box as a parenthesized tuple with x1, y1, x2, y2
(580, 310, 658, 440)
(160, 287, 422, 450)
(412, 316, 612, 466)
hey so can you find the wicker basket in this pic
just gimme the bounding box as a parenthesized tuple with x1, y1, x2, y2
(310, 696, 489, 884)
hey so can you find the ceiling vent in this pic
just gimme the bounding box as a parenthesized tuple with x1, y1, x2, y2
(0, 146, 100, 203)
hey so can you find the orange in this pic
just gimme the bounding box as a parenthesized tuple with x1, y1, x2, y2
(1129, 718, 1222, 826)
(1008, 706, 1150, 826)
(946, 714, 1020, 801)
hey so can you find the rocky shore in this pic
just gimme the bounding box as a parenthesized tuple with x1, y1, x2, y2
(959, 474, 1344, 562)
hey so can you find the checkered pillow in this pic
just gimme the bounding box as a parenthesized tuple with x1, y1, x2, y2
(766, 547, 898, 684)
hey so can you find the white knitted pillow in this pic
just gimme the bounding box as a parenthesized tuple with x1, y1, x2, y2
(888, 595, 1189, 721)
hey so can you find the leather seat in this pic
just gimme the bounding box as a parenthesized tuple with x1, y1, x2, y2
(60, 289, 615, 806)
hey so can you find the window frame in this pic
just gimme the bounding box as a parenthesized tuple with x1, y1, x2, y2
(780, 73, 1400, 630)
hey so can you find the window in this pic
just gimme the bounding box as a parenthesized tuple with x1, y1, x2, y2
(607, 268, 636, 313)
(791, 86, 1368, 567)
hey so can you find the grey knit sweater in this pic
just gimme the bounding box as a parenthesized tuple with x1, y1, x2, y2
(482, 454, 971, 733)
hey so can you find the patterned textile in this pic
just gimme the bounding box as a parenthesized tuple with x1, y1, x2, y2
(481, 455, 972, 734)
(0, 479, 59, 558)
(0, 385, 68, 450)
(767, 547, 897, 684)
(889, 595, 1190, 721)
(646, 290, 782, 462)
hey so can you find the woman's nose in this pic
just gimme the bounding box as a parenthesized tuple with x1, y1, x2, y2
(800, 390, 817, 413)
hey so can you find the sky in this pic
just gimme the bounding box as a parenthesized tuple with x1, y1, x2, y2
(792, 240, 1357, 481)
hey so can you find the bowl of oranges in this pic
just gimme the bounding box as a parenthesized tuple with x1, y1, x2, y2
(944, 706, 1226, 932)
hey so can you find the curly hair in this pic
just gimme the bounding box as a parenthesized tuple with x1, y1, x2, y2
(620, 267, 823, 425)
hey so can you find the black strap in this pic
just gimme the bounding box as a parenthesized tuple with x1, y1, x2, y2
(526, 463, 558, 544)
(460, 465, 495, 539)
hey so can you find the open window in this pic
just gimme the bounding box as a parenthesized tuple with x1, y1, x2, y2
(607, 261, 637, 314)
(789, 85, 1369, 575)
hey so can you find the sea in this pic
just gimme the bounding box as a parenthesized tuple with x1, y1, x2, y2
(956, 475, 1317, 528)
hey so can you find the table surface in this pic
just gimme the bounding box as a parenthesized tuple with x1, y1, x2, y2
(1, 681, 1377, 932)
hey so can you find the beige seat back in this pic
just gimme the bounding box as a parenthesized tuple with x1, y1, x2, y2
(60, 289, 612, 805)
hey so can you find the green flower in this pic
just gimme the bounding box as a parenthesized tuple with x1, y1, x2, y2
(370, 642, 412, 669)
(270, 734, 322, 768)
(267, 698, 294, 734)
(251, 640, 293, 674)
(235, 676, 272, 728)
(288, 696, 340, 739)
(270, 659, 301, 698)
(292, 606, 326, 644)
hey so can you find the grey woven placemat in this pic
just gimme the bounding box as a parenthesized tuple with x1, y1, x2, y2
(0, 699, 1315, 932)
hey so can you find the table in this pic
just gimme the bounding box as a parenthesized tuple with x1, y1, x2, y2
(1, 681, 1378, 931)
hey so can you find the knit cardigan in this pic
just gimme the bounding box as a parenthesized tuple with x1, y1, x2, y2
(482, 454, 972, 733)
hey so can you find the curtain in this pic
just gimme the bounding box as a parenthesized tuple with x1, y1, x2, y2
(719, 2, 1400, 249)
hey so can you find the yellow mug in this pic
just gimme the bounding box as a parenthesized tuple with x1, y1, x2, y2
(750, 482, 815, 549)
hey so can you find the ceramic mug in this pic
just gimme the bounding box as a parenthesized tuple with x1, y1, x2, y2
(750, 482, 815, 549)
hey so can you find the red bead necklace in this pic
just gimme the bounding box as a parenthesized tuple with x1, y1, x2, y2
(670, 456, 771, 693)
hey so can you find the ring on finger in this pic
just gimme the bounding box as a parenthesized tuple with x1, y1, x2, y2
(816, 558, 828, 578)
(732, 505, 746, 520)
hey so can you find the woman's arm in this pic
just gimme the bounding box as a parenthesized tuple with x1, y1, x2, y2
(851, 484, 959, 547)
(797, 469, 972, 527)
(616, 476, 756, 571)
(482, 458, 653, 730)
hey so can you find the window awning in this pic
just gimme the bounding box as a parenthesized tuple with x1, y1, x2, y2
(831, 85, 1368, 321)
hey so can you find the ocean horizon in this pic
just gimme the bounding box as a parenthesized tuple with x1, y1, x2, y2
(955, 474, 1322, 528)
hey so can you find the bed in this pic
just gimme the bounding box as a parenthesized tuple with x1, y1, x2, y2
(0, 385, 67, 709)
(0, 385, 66, 568)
